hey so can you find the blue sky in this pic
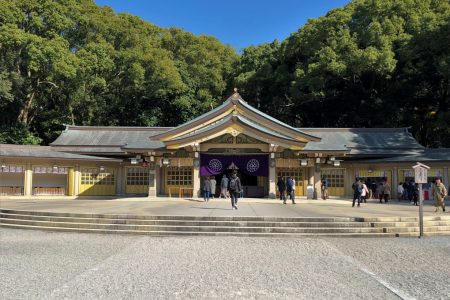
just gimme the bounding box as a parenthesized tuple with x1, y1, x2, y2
(95, 0, 350, 51)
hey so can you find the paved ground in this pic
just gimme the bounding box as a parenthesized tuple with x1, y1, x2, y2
(1, 228, 450, 300)
(1, 197, 449, 218)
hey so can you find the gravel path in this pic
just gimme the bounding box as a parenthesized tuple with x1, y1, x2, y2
(1, 228, 449, 299)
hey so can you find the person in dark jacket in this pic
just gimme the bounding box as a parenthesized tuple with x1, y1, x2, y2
(228, 172, 242, 210)
(286, 177, 296, 204)
(203, 177, 211, 202)
(277, 177, 286, 202)
(352, 178, 362, 207)
(413, 183, 419, 206)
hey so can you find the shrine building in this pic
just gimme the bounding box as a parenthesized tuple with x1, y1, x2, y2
(1, 91, 449, 199)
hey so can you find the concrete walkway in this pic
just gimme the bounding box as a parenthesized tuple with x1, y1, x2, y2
(1, 196, 449, 218)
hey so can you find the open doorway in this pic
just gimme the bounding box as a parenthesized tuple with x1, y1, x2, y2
(210, 169, 266, 198)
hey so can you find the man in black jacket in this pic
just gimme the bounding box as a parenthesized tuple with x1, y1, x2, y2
(228, 172, 242, 210)
(277, 177, 286, 203)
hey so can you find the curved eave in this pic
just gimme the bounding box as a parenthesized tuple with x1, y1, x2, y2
(164, 116, 306, 149)
(236, 99, 321, 142)
(152, 101, 234, 141)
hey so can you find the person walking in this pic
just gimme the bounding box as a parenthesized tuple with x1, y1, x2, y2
(286, 177, 296, 204)
(228, 172, 242, 210)
(321, 177, 328, 200)
(210, 177, 217, 198)
(361, 179, 369, 203)
(376, 182, 384, 203)
(220, 175, 229, 198)
(370, 181, 377, 200)
(352, 178, 362, 207)
(413, 183, 419, 206)
(292, 177, 296, 199)
(203, 177, 211, 202)
(277, 177, 286, 203)
(433, 177, 447, 213)
(397, 182, 404, 201)
(382, 179, 391, 203)
(407, 180, 414, 203)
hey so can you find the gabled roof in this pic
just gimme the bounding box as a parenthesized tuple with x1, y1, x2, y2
(152, 92, 321, 144)
(0, 144, 121, 161)
(164, 115, 307, 149)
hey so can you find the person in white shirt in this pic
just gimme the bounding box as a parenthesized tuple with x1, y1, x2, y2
(361, 179, 369, 203)
(397, 182, 404, 201)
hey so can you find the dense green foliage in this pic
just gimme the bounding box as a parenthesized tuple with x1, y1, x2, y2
(0, 0, 238, 144)
(234, 0, 450, 147)
(0, 0, 449, 147)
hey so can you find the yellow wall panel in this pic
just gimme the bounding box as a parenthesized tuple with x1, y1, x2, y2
(125, 185, 148, 194)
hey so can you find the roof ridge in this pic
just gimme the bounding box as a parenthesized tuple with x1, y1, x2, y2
(0, 144, 50, 148)
(64, 125, 173, 131)
(299, 127, 410, 132)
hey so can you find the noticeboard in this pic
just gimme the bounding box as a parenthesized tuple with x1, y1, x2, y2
(414, 167, 428, 184)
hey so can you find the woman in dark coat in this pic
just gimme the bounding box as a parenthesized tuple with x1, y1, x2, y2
(277, 177, 286, 202)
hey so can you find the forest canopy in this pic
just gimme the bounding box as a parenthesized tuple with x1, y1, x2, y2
(0, 0, 449, 147)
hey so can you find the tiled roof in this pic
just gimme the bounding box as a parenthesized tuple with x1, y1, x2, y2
(300, 128, 423, 153)
(51, 126, 170, 153)
(360, 148, 450, 162)
(0, 144, 121, 161)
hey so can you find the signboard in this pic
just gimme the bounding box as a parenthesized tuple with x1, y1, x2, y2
(413, 162, 430, 184)
(412, 162, 430, 238)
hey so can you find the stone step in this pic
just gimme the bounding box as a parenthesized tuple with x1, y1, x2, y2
(370, 221, 450, 227)
(396, 231, 450, 237)
(0, 219, 384, 234)
(382, 226, 450, 233)
(0, 213, 372, 228)
(3, 208, 450, 222)
(2, 209, 449, 238)
(0, 209, 363, 222)
(0, 223, 397, 238)
(361, 216, 450, 222)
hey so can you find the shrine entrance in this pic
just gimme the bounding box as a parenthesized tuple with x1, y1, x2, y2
(200, 153, 269, 198)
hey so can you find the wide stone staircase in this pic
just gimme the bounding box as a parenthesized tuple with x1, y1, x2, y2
(1, 209, 450, 237)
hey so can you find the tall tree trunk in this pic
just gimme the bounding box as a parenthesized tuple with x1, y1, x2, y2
(18, 89, 36, 124)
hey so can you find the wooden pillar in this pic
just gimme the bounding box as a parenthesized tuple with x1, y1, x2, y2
(148, 164, 157, 197)
(193, 161, 200, 197)
(268, 160, 276, 198)
(24, 163, 32, 196)
(443, 167, 449, 188)
(74, 165, 80, 196)
(116, 165, 124, 195)
(392, 167, 398, 199)
(67, 167, 75, 196)
(314, 164, 321, 200)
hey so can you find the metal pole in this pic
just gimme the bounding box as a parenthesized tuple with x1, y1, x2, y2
(419, 183, 424, 238)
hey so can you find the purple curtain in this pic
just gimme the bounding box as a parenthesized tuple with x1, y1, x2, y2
(200, 154, 268, 177)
